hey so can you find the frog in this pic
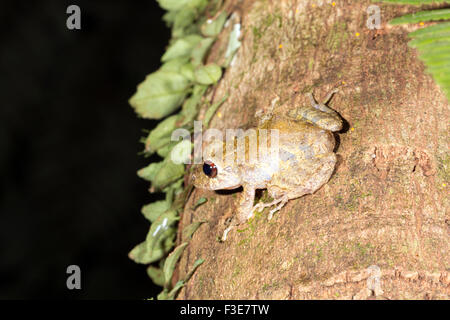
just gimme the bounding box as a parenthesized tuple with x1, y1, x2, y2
(191, 89, 343, 240)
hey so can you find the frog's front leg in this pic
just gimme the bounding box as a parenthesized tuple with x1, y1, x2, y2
(236, 185, 256, 223)
(221, 185, 256, 241)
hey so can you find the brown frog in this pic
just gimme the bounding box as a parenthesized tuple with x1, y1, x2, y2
(192, 89, 343, 240)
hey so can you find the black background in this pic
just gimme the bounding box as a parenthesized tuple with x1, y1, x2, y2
(0, 1, 170, 299)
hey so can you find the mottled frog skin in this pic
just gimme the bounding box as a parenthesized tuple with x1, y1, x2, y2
(192, 90, 343, 239)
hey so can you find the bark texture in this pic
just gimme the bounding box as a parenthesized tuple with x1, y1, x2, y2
(176, 0, 449, 299)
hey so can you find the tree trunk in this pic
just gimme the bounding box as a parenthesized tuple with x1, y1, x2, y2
(176, 0, 449, 299)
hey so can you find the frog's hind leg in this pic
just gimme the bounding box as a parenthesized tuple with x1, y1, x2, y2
(308, 89, 339, 114)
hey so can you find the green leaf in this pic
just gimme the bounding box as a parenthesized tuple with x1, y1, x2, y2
(201, 12, 228, 37)
(194, 63, 222, 85)
(160, 57, 190, 72)
(180, 63, 195, 81)
(141, 200, 170, 223)
(157, 289, 169, 300)
(161, 35, 203, 62)
(224, 22, 242, 66)
(182, 221, 206, 240)
(156, 141, 179, 158)
(157, 0, 193, 11)
(192, 197, 207, 210)
(191, 37, 215, 66)
(129, 71, 190, 119)
(203, 93, 228, 126)
(162, 178, 185, 197)
(170, 140, 192, 165)
(157, 0, 208, 11)
(162, 10, 177, 27)
(172, 9, 197, 38)
(390, 8, 450, 25)
(163, 242, 188, 288)
(164, 258, 204, 300)
(184, 258, 204, 282)
(179, 84, 208, 126)
(145, 115, 179, 153)
(166, 280, 185, 299)
(137, 161, 165, 182)
(128, 226, 176, 264)
(128, 209, 179, 264)
(152, 159, 185, 190)
(147, 266, 165, 287)
(409, 21, 450, 38)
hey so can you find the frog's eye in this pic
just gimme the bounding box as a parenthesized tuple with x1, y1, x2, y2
(203, 161, 217, 178)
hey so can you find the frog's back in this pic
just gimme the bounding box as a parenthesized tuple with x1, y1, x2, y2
(264, 115, 336, 159)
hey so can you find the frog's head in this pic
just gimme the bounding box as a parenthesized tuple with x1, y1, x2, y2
(191, 157, 241, 190)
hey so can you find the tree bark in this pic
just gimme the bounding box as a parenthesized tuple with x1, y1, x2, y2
(176, 0, 449, 299)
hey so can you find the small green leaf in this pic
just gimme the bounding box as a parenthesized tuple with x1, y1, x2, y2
(152, 159, 185, 190)
(224, 23, 242, 66)
(145, 115, 179, 153)
(179, 85, 208, 126)
(162, 10, 177, 27)
(201, 12, 228, 37)
(165, 258, 204, 299)
(191, 37, 215, 66)
(157, 0, 193, 11)
(203, 93, 228, 126)
(141, 200, 170, 223)
(128, 209, 179, 264)
(157, 289, 169, 300)
(194, 63, 222, 85)
(161, 35, 203, 62)
(170, 140, 192, 165)
(192, 197, 207, 210)
(172, 9, 197, 38)
(163, 178, 185, 198)
(128, 226, 176, 264)
(160, 57, 190, 72)
(180, 63, 195, 81)
(147, 266, 165, 287)
(163, 242, 188, 288)
(156, 141, 179, 158)
(184, 258, 204, 282)
(137, 161, 165, 182)
(129, 71, 190, 119)
(166, 280, 185, 299)
(182, 221, 206, 240)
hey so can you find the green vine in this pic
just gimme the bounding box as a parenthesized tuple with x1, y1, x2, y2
(128, 0, 239, 299)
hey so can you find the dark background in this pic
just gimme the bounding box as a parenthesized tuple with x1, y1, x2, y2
(0, 1, 170, 299)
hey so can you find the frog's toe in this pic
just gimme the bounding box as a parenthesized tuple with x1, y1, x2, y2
(221, 226, 234, 241)
(252, 202, 266, 213)
(267, 196, 289, 220)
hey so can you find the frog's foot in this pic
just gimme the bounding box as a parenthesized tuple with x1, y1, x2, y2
(252, 195, 289, 220)
(267, 196, 289, 220)
(221, 225, 234, 241)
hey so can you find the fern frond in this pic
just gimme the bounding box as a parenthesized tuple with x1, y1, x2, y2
(380, 0, 449, 5)
(390, 8, 450, 24)
(382, 1, 450, 99)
